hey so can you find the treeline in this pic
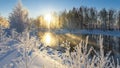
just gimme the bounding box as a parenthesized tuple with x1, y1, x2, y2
(59, 6, 120, 30)
(1, 1, 120, 34)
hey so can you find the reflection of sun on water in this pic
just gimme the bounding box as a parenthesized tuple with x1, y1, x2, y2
(44, 33, 51, 44)
(41, 32, 58, 47)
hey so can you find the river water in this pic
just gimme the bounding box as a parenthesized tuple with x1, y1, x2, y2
(38, 30, 120, 55)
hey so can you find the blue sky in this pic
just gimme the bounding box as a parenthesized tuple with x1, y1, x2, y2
(0, 0, 120, 18)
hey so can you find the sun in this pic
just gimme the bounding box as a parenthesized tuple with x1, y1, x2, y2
(44, 13, 53, 28)
(44, 13, 52, 23)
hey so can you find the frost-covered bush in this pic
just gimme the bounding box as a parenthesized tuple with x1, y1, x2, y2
(0, 26, 7, 42)
(10, 31, 40, 68)
(62, 36, 120, 68)
(0, 16, 11, 42)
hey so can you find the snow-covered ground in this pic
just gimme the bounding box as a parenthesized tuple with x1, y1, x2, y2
(0, 38, 65, 68)
(0, 48, 67, 68)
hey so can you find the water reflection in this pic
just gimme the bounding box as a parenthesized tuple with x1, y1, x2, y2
(38, 31, 88, 47)
(38, 31, 120, 58)
(39, 32, 59, 47)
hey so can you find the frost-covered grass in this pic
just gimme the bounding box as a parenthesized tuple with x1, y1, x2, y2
(0, 29, 120, 68)
(61, 36, 120, 68)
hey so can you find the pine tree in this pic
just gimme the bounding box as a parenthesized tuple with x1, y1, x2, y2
(9, 0, 29, 33)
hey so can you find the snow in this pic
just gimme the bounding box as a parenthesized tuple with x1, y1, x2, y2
(30, 52, 67, 68)
(0, 47, 67, 68)
(0, 49, 18, 68)
(0, 46, 60, 68)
